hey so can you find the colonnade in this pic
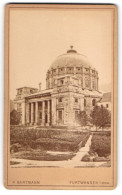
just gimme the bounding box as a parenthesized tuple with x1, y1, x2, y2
(25, 100, 51, 126)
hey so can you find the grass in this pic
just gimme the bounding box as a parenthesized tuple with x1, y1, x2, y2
(11, 150, 75, 161)
(90, 131, 111, 157)
(10, 161, 20, 165)
(10, 126, 90, 161)
(10, 127, 90, 152)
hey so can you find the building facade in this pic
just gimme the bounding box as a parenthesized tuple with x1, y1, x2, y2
(14, 47, 102, 126)
(97, 92, 111, 111)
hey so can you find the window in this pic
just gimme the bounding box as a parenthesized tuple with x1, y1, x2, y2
(58, 110, 63, 122)
(67, 67, 74, 74)
(76, 67, 81, 73)
(59, 97, 63, 102)
(18, 89, 22, 95)
(59, 68, 64, 73)
(30, 89, 33, 94)
(17, 103, 21, 112)
(45, 101, 48, 109)
(75, 111, 79, 122)
(85, 77, 90, 88)
(92, 80, 96, 90)
(101, 104, 103, 108)
(74, 97, 78, 103)
(60, 79, 64, 85)
(53, 69, 56, 75)
(106, 104, 109, 108)
(92, 99, 96, 106)
(84, 99, 86, 107)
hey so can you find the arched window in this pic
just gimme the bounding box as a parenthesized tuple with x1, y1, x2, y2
(84, 99, 86, 107)
(92, 99, 96, 106)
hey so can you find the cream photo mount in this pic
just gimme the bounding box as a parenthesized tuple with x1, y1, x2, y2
(4, 4, 117, 190)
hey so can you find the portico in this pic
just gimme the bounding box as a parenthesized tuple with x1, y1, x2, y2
(25, 98, 51, 126)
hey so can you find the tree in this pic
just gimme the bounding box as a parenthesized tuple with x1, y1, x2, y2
(77, 111, 88, 126)
(10, 109, 21, 125)
(90, 105, 111, 130)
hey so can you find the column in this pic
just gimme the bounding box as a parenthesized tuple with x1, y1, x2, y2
(21, 101, 25, 125)
(97, 76, 99, 91)
(56, 110, 58, 125)
(62, 109, 64, 124)
(42, 101, 45, 126)
(31, 102, 34, 124)
(82, 66, 85, 88)
(74, 66, 76, 75)
(47, 100, 50, 125)
(89, 68, 91, 90)
(26, 103, 30, 124)
(64, 66, 67, 74)
(35, 101, 38, 124)
(52, 97, 57, 125)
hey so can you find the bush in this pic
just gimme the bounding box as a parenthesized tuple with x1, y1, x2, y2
(10, 126, 90, 152)
(93, 156, 109, 162)
(90, 133, 111, 157)
(82, 154, 91, 162)
(10, 143, 22, 153)
(10, 109, 21, 125)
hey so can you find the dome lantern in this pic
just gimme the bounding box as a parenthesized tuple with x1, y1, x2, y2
(67, 45, 77, 53)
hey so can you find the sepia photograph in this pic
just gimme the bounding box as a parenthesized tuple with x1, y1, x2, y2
(4, 4, 117, 189)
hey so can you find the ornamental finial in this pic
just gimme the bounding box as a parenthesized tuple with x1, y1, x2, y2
(70, 45, 73, 50)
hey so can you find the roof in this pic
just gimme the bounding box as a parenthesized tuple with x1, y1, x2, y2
(49, 46, 93, 70)
(24, 87, 101, 99)
(16, 86, 38, 90)
(99, 92, 111, 103)
(83, 89, 102, 97)
(25, 88, 53, 98)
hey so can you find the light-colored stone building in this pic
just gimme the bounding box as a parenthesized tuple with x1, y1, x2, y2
(14, 46, 102, 126)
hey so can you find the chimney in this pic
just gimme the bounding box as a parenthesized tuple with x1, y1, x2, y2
(39, 82, 41, 91)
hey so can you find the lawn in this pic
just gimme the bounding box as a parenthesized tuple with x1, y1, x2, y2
(10, 126, 90, 161)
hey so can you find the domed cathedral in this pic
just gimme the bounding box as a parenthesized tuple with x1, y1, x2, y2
(14, 46, 102, 126)
(45, 46, 101, 126)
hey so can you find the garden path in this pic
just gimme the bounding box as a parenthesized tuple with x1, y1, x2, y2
(71, 134, 92, 162)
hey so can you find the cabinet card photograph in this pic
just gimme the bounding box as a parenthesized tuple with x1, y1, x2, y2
(4, 4, 117, 189)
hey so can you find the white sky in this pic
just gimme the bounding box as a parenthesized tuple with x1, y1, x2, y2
(9, 8, 113, 99)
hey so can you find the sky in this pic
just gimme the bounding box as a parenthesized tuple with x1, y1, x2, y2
(9, 8, 113, 99)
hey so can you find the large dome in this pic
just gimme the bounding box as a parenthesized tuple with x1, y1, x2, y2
(46, 46, 99, 91)
(49, 46, 92, 70)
